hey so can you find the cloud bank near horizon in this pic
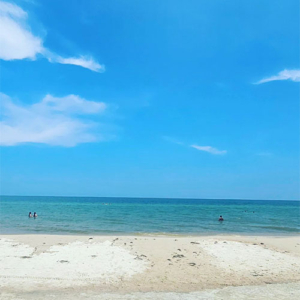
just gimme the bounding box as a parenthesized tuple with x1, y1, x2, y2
(0, 1, 104, 72)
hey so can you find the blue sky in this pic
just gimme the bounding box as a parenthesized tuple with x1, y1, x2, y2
(0, 0, 299, 200)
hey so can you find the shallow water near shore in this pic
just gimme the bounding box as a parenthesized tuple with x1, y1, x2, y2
(0, 196, 299, 235)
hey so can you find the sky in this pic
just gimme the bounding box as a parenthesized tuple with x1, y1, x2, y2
(0, 0, 299, 200)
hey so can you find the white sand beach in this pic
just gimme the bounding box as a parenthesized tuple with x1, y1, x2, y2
(0, 234, 299, 299)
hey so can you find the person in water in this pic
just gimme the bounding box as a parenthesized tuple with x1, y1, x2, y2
(218, 215, 224, 221)
(33, 212, 38, 218)
(28, 212, 32, 218)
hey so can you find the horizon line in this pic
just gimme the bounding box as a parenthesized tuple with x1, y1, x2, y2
(1, 195, 299, 202)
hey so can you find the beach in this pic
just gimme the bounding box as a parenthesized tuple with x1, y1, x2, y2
(1, 234, 299, 299)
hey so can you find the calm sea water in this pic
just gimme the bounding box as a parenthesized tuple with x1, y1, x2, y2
(0, 196, 299, 235)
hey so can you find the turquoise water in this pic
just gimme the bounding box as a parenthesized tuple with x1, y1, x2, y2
(0, 196, 299, 235)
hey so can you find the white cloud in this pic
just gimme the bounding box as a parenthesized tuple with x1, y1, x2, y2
(40, 94, 106, 114)
(191, 145, 227, 155)
(0, 1, 27, 18)
(55, 56, 105, 73)
(44, 50, 105, 72)
(0, 93, 109, 147)
(0, 1, 104, 72)
(256, 69, 300, 84)
(0, 1, 43, 60)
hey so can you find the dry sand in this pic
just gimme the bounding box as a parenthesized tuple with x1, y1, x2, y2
(0, 234, 299, 299)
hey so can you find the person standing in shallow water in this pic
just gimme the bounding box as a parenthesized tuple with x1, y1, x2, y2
(28, 212, 32, 218)
(218, 215, 224, 221)
(33, 212, 38, 218)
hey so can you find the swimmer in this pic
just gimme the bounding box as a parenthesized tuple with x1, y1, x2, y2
(28, 212, 32, 218)
(33, 212, 38, 218)
(218, 215, 224, 221)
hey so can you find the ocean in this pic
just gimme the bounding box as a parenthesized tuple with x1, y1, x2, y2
(0, 196, 299, 235)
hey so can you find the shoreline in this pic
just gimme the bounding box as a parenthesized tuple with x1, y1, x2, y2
(2, 233, 300, 254)
(1, 234, 300, 299)
(1, 231, 299, 237)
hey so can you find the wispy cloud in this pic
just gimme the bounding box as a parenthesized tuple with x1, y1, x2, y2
(0, 93, 111, 147)
(190, 145, 227, 155)
(256, 69, 300, 84)
(0, 1, 104, 72)
(163, 136, 227, 155)
(162, 136, 184, 145)
(45, 50, 105, 72)
(55, 56, 105, 73)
